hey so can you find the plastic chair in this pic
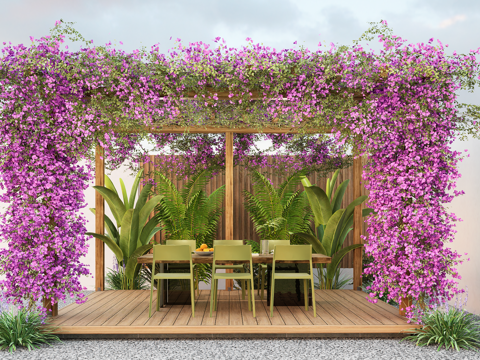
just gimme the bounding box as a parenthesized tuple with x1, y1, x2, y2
(270, 245, 316, 317)
(213, 240, 246, 300)
(257, 240, 290, 300)
(210, 245, 255, 318)
(166, 240, 200, 296)
(149, 245, 195, 318)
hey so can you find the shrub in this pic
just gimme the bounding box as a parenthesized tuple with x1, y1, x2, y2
(405, 302, 480, 351)
(0, 307, 60, 352)
(106, 266, 148, 290)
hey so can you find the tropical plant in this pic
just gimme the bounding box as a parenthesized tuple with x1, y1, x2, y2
(243, 170, 312, 241)
(154, 167, 225, 247)
(87, 169, 163, 289)
(405, 304, 480, 351)
(106, 263, 148, 291)
(0, 307, 60, 352)
(295, 170, 374, 289)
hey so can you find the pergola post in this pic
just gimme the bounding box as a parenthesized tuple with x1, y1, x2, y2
(225, 132, 234, 290)
(95, 145, 105, 291)
(353, 156, 363, 291)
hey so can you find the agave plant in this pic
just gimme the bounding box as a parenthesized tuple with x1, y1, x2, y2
(87, 169, 163, 289)
(294, 170, 374, 289)
(243, 170, 312, 241)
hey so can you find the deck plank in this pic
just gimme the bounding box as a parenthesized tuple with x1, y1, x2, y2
(240, 291, 257, 326)
(273, 296, 298, 325)
(316, 291, 368, 325)
(314, 292, 355, 325)
(323, 290, 388, 325)
(230, 290, 243, 326)
(144, 308, 170, 326)
(187, 290, 209, 326)
(58, 292, 119, 326)
(102, 292, 150, 326)
(160, 305, 184, 326)
(253, 296, 270, 326)
(215, 291, 230, 326)
(117, 294, 151, 326)
(342, 291, 407, 325)
(201, 289, 217, 326)
(58, 291, 103, 317)
(89, 291, 144, 326)
(52, 291, 113, 325)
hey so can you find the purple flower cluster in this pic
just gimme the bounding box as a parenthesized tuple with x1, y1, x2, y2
(0, 21, 478, 317)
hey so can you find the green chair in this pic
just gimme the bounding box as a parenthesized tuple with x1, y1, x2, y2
(257, 240, 290, 300)
(213, 240, 246, 300)
(166, 240, 200, 297)
(270, 245, 316, 317)
(149, 245, 195, 318)
(210, 245, 255, 317)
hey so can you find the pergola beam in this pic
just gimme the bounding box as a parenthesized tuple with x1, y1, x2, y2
(95, 145, 105, 292)
(110, 126, 333, 134)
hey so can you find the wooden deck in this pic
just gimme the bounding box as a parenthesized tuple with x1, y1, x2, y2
(52, 290, 419, 338)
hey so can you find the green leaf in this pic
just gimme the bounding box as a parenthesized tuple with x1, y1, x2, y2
(331, 179, 349, 213)
(139, 195, 163, 234)
(128, 169, 144, 209)
(322, 209, 345, 256)
(86, 232, 123, 263)
(293, 232, 327, 255)
(135, 183, 153, 212)
(93, 186, 126, 227)
(125, 244, 153, 280)
(120, 178, 129, 210)
(363, 208, 375, 217)
(89, 208, 120, 244)
(139, 217, 161, 246)
(303, 185, 332, 227)
(104, 175, 118, 196)
(327, 170, 340, 201)
(326, 244, 363, 279)
(119, 209, 134, 258)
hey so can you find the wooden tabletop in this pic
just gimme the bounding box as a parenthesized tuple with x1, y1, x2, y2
(137, 253, 331, 264)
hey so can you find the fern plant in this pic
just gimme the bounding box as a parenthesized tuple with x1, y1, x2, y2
(243, 170, 312, 241)
(153, 167, 225, 283)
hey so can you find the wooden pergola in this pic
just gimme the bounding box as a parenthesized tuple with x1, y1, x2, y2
(94, 125, 365, 294)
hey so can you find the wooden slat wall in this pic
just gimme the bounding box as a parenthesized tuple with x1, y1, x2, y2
(141, 156, 369, 268)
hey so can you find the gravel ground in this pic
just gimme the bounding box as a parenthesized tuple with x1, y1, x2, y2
(2, 338, 479, 360)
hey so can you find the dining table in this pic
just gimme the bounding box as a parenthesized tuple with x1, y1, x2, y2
(137, 253, 332, 307)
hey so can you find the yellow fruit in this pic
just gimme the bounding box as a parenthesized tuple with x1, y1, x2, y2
(196, 248, 201, 252)
(200, 244, 208, 249)
(203, 248, 210, 252)
(209, 248, 214, 252)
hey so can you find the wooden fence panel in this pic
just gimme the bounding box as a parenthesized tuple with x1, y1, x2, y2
(141, 157, 369, 268)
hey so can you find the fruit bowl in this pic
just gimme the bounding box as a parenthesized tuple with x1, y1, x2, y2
(195, 251, 213, 256)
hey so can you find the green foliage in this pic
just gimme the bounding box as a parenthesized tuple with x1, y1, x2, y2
(154, 167, 225, 247)
(245, 240, 261, 254)
(243, 170, 312, 241)
(405, 307, 480, 351)
(295, 170, 373, 289)
(314, 268, 352, 290)
(106, 266, 148, 290)
(0, 308, 60, 352)
(87, 169, 163, 289)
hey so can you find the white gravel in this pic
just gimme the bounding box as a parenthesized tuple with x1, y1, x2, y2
(1, 338, 479, 360)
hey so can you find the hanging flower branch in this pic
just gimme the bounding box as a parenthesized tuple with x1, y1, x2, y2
(0, 19, 479, 317)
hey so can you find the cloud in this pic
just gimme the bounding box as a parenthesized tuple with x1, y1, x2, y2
(439, 14, 466, 29)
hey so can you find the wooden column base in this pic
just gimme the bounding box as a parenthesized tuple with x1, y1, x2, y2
(42, 297, 58, 317)
(399, 296, 412, 317)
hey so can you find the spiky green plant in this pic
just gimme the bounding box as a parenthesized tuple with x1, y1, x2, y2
(87, 169, 163, 289)
(295, 170, 374, 289)
(405, 306, 480, 351)
(243, 170, 312, 241)
(0, 307, 60, 352)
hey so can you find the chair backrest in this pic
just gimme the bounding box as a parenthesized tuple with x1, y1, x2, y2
(213, 240, 244, 246)
(213, 245, 251, 262)
(261, 240, 290, 253)
(273, 245, 311, 262)
(153, 244, 192, 262)
(166, 240, 196, 253)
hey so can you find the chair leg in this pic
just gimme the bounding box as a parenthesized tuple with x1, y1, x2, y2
(149, 278, 155, 318)
(270, 278, 275, 317)
(311, 277, 316, 317)
(260, 268, 266, 301)
(157, 280, 161, 311)
(247, 278, 251, 311)
(257, 266, 260, 297)
(303, 279, 308, 311)
(241, 267, 246, 300)
(210, 277, 216, 317)
(196, 269, 200, 297)
(250, 277, 256, 318)
(190, 278, 195, 318)
(214, 279, 219, 311)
